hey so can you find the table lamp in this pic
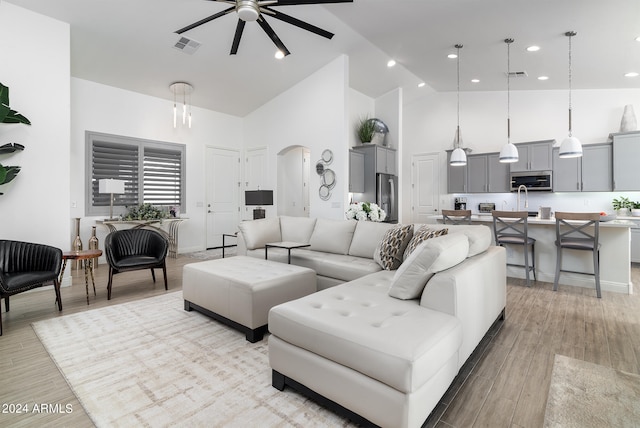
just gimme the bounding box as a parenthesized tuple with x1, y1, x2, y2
(245, 190, 273, 219)
(99, 178, 125, 220)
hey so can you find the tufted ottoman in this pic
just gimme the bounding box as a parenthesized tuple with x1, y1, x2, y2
(183, 256, 316, 342)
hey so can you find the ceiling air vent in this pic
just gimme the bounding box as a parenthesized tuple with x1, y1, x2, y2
(173, 36, 201, 55)
(505, 71, 528, 78)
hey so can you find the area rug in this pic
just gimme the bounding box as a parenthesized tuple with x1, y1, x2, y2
(544, 354, 640, 427)
(32, 292, 353, 427)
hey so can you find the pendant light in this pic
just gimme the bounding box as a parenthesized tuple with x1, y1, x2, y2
(559, 31, 582, 158)
(450, 44, 467, 166)
(170, 82, 193, 129)
(499, 38, 518, 163)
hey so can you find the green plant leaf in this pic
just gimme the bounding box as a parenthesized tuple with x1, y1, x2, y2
(0, 143, 25, 154)
(0, 165, 20, 185)
(0, 165, 6, 184)
(0, 82, 31, 125)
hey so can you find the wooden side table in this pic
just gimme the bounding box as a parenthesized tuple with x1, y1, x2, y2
(60, 249, 103, 305)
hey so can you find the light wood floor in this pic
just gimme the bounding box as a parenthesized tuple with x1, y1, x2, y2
(0, 256, 638, 428)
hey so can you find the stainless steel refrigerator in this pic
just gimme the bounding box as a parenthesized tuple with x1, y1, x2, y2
(377, 173, 398, 223)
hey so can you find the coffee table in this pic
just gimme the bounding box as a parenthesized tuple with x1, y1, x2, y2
(265, 241, 311, 264)
(60, 249, 103, 305)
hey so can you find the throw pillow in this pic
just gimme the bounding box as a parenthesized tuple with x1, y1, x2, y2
(309, 218, 357, 255)
(389, 233, 469, 300)
(238, 217, 281, 250)
(373, 224, 413, 270)
(403, 226, 448, 261)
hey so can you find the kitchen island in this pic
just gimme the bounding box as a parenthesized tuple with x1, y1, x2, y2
(428, 214, 636, 294)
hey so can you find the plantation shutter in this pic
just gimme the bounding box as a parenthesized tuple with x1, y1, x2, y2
(143, 146, 182, 206)
(91, 140, 139, 207)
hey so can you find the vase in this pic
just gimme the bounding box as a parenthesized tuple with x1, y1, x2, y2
(72, 217, 83, 269)
(620, 104, 637, 132)
(88, 225, 99, 268)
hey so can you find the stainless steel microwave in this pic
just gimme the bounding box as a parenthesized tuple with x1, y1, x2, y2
(510, 170, 553, 191)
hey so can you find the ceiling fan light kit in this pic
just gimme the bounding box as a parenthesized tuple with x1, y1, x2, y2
(175, 0, 353, 56)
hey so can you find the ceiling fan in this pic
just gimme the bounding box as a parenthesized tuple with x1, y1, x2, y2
(175, 0, 353, 57)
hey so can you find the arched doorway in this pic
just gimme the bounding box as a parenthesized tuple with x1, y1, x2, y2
(277, 146, 310, 217)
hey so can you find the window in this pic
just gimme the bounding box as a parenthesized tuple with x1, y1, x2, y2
(85, 131, 186, 216)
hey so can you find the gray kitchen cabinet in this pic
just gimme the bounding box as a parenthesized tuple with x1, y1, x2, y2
(553, 143, 612, 192)
(487, 153, 510, 193)
(466, 153, 509, 193)
(611, 131, 640, 191)
(353, 145, 397, 175)
(467, 155, 488, 193)
(510, 140, 553, 172)
(349, 149, 365, 193)
(447, 150, 467, 193)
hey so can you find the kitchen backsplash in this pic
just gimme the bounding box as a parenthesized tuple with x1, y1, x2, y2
(446, 191, 640, 214)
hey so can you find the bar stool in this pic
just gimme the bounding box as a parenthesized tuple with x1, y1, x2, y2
(553, 212, 601, 298)
(491, 210, 536, 287)
(442, 209, 472, 225)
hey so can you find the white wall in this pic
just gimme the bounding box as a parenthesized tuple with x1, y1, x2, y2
(244, 56, 349, 220)
(402, 88, 640, 220)
(71, 78, 244, 253)
(0, 2, 70, 250)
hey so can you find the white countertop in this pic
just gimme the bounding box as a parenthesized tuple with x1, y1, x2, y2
(431, 214, 637, 228)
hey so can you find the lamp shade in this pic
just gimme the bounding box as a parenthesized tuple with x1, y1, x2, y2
(245, 190, 273, 206)
(98, 178, 125, 194)
(559, 136, 583, 158)
(499, 142, 519, 163)
(450, 148, 467, 166)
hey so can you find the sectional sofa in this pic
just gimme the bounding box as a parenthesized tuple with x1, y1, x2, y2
(236, 216, 506, 428)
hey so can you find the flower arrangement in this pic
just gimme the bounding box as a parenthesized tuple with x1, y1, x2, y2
(123, 203, 168, 221)
(345, 202, 387, 222)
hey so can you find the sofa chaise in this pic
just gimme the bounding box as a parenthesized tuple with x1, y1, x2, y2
(236, 216, 506, 427)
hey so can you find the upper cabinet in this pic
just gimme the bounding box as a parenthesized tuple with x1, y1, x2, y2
(349, 149, 365, 193)
(510, 140, 553, 172)
(553, 143, 612, 192)
(448, 152, 509, 194)
(353, 145, 397, 175)
(611, 131, 640, 191)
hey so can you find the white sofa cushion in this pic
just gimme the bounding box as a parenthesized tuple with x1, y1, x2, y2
(348, 221, 394, 258)
(280, 216, 317, 243)
(389, 234, 469, 300)
(309, 219, 357, 255)
(373, 224, 413, 270)
(403, 226, 449, 261)
(419, 224, 491, 257)
(238, 217, 282, 250)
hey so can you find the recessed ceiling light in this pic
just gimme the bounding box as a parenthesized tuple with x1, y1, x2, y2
(274, 50, 285, 59)
(625, 72, 639, 77)
(471, 79, 480, 83)
(538, 76, 549, 80)
(447, 53, 458, 59)
(526, 45, 540, 52)
(418, 82, 426, 88)
(636, 36, 640, 42)
(387, 59, 396, 67)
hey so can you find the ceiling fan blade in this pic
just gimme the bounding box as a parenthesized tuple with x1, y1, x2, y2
(256, 16, 291, 56)
(175, 6, 235, 34)
(230, 19, 246, 55)
(269, 0, 353, 5)
(263, 7, 333, 39)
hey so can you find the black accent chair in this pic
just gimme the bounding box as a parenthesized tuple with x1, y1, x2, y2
(104, 229, 169, 300)
(0, 240, 63, 336)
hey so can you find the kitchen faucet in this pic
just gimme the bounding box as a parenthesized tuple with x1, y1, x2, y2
(517, 185, 528, 212)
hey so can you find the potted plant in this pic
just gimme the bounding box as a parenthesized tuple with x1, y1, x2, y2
(612, 196, 632, 216)
(632, 201, 640, 217)
(0, 82, 31, 195)
(356, 116, 376, 144)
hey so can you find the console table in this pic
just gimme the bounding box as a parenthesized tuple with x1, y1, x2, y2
(97, 218, 186, 258)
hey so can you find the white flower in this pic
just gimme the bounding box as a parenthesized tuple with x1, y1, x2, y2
(345, 201, 387, 222)
(356, 211, 368, 221)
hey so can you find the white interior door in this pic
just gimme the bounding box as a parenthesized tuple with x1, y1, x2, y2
(206, 147, 240, 248)
(412, 153, 440, 223)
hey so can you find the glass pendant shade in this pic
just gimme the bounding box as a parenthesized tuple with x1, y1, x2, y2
(559, 135, 583, 158)
(499, 142, 519, 163)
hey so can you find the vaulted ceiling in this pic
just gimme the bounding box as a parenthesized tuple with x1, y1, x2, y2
(7, 0, 640, 116)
